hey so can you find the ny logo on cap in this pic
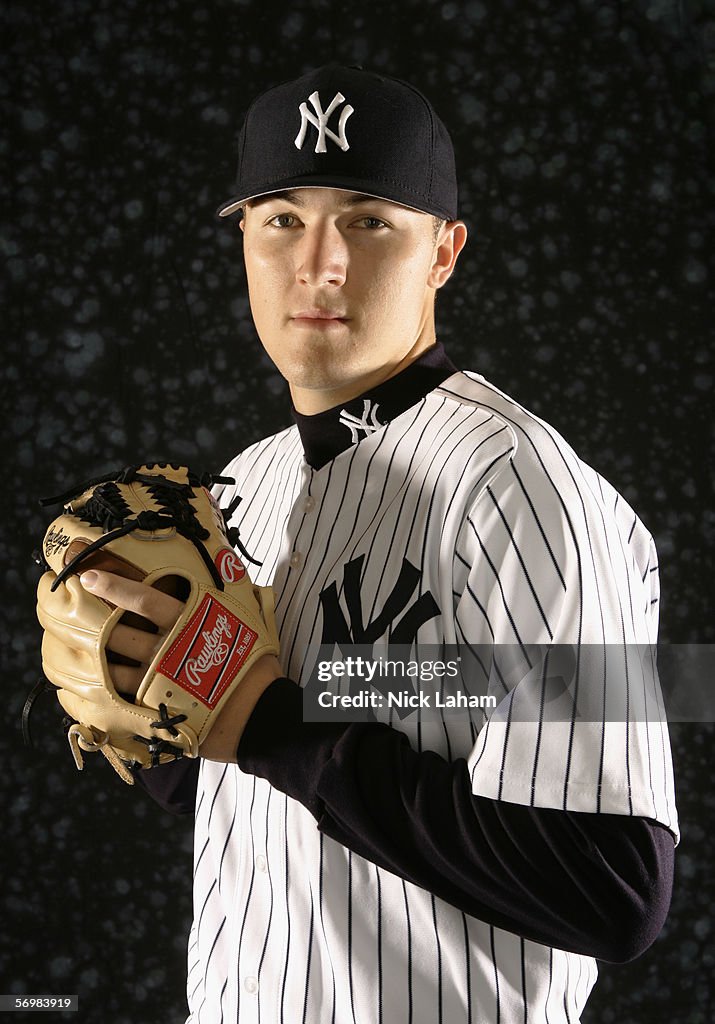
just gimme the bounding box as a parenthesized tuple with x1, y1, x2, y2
(295, 90, 354, 154)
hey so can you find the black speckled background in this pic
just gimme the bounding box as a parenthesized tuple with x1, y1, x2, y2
(3, 2, 713, 1022)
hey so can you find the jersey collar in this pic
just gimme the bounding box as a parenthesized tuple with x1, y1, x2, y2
(291, 342, 458, 470)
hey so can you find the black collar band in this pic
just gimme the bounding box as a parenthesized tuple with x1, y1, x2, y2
(291, 343, 457, 470)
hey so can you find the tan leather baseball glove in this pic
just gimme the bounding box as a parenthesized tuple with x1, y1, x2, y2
(32, 463, 279, 783)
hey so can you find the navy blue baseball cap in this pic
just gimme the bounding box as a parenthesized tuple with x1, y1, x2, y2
(217, 64, 458, 221)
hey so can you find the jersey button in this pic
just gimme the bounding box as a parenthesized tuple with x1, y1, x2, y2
(289, 551, 302, 568)
(244, 976, 258, 995)
(303, 497, 315, 513)
(255, 854, 267, 873)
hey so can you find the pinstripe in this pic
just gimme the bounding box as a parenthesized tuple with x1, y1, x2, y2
(466, 505, 535, 651)
(193, 763, 228, 881)
(562, 956, 572, 1024)
(648, 642, 672, 828)
(496, 681, 519, 802)
(402, 879, 414, 1024)
(485, 483, 555, 639)
(376, 864, 384, 1024)
(194, 875, 217, 943)
(193, 833, 210, 881)
(589, 476, 633, 812)
(595, 648, 607, 813)
(234, 776, 259, 1014)
(279, 799, 291, 1024)
(531, 654, 550, 807)
(544, 948, 553, 1024)
(431, 894, 443, 1024)
(255, 789, 275, 1024)
(218, 791, 238, 894)
(454, 552, 496, 640)
(301, 898, 315, 1023)
(207, 763, 229, 825)
(195, 782, 205, 817)
(197, 916, 226, 1023)
(347, 850, 357, 1024)
(461, 913, 472, 1024)
(490, 926, 500, 1024)
(316, 832, 337, 1024)
(218, 977, 228, 1024)
(511, 461, 566, 591)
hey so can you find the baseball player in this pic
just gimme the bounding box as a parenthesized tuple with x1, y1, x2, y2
(39, 65, 678, 1023)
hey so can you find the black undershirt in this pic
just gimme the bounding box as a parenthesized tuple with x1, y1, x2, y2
(135, 343, 675, 962)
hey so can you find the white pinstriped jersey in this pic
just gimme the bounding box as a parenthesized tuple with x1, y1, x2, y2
(186, 371, 678, 1023)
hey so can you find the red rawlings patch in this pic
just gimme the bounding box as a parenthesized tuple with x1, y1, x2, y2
(214, 547, 246, 584)
(159, 594, 257, 707)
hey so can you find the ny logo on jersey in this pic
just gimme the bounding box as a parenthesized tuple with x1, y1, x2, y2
(295, 90, 354, 153)
(338, 400, 384, 443)
(305, 555, 441, 718)
(319, 554, 440, 646)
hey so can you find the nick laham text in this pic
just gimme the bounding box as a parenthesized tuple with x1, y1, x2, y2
(318, 690, 497, 710)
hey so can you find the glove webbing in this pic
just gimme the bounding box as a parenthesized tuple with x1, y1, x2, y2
(45, 513, 226, 591)
(42, 466, 262, 590)
(38, 463, 235, 508)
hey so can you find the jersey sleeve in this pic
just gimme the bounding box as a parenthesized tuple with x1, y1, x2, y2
(453, 436, 679, 841)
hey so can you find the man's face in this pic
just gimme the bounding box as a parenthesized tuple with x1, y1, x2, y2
(239, 187, 465, 414)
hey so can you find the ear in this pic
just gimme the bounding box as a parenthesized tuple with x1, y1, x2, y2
(427, 221, 468, 290)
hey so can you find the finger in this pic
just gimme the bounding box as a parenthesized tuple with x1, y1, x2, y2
(107, 622, 166, 665)
(107, 662, 144, 699)
(80, 571, 184, 631)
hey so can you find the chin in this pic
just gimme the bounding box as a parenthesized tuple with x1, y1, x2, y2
(288, 368, 354, 393)
(280, 353, 363, 391)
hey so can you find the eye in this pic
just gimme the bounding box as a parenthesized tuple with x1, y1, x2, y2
(268, 213, 298, 228)
(357, 216, 388, 230)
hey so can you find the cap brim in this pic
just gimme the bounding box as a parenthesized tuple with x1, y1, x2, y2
(216, 178, 456, 221)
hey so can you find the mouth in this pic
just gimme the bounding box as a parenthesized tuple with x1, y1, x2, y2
(290, 309, 349, 324)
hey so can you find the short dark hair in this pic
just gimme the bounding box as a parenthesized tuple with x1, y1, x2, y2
(432, 216, 444, 242)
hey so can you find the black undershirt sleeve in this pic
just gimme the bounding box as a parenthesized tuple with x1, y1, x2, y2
(132, 754, 199, 815)
(235, 678, 675, 964)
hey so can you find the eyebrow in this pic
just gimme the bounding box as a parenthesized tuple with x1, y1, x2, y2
(246, 190, 391, 210)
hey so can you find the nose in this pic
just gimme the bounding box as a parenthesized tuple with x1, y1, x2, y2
(296, 222, 347, 287)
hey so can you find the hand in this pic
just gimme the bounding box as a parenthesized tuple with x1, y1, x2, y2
(80, 570, 282, 763)
(79, 569, 183, 699)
